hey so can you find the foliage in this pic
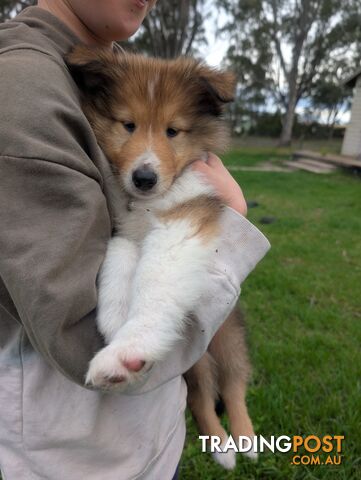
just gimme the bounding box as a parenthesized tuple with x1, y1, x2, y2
(229, 110, 345, 140)
(127, 0, 208, 58)
(0, 0, 34, 22)
(309, 79, 351, 138)
(217, 0, 361, 145)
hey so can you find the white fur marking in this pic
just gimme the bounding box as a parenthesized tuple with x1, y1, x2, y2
(86, 169, 220, 389)
(212, 437, 237, 470)
(148, 75, 158, 101)
(242, 438, 259, 460)
(134, 149, 160, 170)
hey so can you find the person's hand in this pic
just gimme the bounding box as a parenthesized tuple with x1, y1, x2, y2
(191, 153, 247, 217)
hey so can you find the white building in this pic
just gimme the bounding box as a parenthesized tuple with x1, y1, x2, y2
(342, 70, 361, 158)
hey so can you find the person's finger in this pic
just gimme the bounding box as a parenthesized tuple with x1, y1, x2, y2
(191, 159, 210, 172)
(206, 152, 223, 168)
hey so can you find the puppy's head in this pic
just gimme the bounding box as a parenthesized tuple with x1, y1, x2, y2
(66, 46, 236, 198)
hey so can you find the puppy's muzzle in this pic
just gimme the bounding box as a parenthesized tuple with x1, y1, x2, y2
(132, 166, 158, 192)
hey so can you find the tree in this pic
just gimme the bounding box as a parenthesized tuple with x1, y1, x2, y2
(218, 0, 361, 145)
(0, 0, 34, 22)
(129, 0, 208, 58)
(310, 79, 351, 138)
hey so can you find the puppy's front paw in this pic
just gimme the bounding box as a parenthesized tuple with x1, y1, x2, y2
(85, 343, 153, 391)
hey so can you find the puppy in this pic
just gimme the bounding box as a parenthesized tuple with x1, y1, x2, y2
(66, 47, 256, 469)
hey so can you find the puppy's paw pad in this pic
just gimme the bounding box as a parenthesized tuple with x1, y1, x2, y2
(85, 346, 128, 388)
(85, 345, 153, 390)
(124, 359, 146, 372)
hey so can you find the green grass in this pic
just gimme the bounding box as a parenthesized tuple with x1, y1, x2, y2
(180, 148, 361, 479)
(222, 146, 290, 167)
(229, 136, 343, 155)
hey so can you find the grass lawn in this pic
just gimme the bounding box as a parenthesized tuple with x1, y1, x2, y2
(180, 147, 361, 479)
(230, 136, 343, 156)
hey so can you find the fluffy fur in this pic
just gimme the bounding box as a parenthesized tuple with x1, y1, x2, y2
(66, 46, 256, 468)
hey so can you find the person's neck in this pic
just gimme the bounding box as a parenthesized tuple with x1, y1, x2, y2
(37, 0, 112, 48)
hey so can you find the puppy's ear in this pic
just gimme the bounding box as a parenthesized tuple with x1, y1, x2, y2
(65, 46, 118, 98)
(196, 66, 237, 116)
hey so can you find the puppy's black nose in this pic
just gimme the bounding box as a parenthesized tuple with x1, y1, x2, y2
(132, 167, 158, 191)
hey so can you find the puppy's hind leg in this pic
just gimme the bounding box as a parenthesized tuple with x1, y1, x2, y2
(221, 380, 257, 460)
(185, 353, 236, 470)
(209, 307, 257, 460)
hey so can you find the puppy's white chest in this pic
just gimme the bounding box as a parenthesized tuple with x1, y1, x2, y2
(121, 202, 156, 244)
(115, 168, 215, 244)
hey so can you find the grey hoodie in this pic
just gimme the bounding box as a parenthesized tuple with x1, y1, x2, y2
(0, 7, 270, 479)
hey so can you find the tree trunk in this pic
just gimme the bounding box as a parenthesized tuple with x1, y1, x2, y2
(328, 108, 338, 140)
(278, 2, 310, 147)
(279, 90, 298, 146)
(279, 57, 300, 147)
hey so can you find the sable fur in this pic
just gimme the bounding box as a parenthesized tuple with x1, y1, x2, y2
(67, 46, 235, 194)
(66, 46, 255, 469)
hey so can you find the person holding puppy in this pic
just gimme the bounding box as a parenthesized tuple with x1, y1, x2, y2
(0, 1, 270, 479)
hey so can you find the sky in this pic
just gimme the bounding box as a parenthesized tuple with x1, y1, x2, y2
(201, 9, 229, 67)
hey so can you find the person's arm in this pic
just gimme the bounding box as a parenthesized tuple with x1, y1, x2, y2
(0, 50, 111, 385)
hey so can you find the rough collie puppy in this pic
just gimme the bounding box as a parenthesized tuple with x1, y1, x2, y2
(66, 46, 256, 469)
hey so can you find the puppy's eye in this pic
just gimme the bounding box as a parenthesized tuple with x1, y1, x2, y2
(166, 127, 179, 138)
(123, 122, 136, 133)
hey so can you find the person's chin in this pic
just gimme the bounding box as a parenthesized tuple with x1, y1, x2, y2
(116, 22, 143, 41)
(100, 23, 140, 42)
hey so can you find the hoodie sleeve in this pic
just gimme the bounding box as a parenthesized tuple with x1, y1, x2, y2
(0, 49, 111, 386)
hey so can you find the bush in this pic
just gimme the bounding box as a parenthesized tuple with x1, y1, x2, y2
(231, 111, 345, 140)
